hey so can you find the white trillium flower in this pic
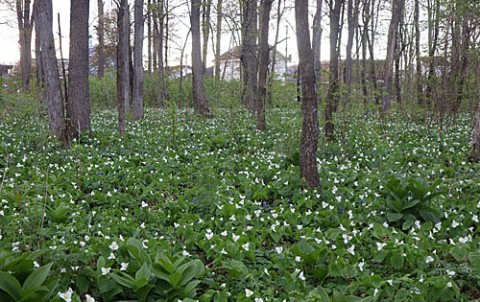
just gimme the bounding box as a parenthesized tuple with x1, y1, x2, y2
(245, 288, 254, 297)
(85, 294, 96, 302)
(120, 262, 129, 271)
(58, 287, 74, 302)
(425, 256, 434, 264)
(101, 267, 111, 275)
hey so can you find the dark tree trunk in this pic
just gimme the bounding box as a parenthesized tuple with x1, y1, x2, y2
(191, 0, 213, 116)
(241, 0, 258, 112)
(156, 0, 167, 106)
(117, 0, 130, 135)
(325, 0, 344, 141)
(382, 0, 404, 115)
(414, 0, 422, 105)
(67, 0, 91, 140)
(425, 0, 440, 108)
(202, 0, 213, 73)
(295, 0, 320, 188)
(132, 0, 145, 120)
(33, 1, 44, 94)
(470, 65, 480, 162)
(97, 0, 106, 78)
(35, 0, 66, 142)
(256, 0, 273, 131)
(16, 0, 34, 91)
(312, 0, 323, 80)
(344, 0, 359, 103)
(214, 0, 223, 80)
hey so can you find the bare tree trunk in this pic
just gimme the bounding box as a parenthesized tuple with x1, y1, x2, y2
(156, 0, 167, 106)
(470, 64, 480, 162)
(241, 0, 258, 112)
(132, 0, 145, 120)
(344, 0, 359, 103)
(256, 0, 273, 131)
(97, 0, 106, 78)
(214, 0, 223, 80)
(33, 1, 44, 94)
(312, 0, 323, 80)
(117, 0, 130, 134)
(367, 0, 380, 105)
(202, 0, 213, 73)
(295, 0, 320, 188)
(16, 0, 34, 91)
(382, 0, 404, 115)
(414, 0, 422, 105)
(425, 0, 440, 108)
(191, 0, 213, 116)
(325, 0, 344, 141)
(35, 0, 66, 142)
(67, 0, 91, 140)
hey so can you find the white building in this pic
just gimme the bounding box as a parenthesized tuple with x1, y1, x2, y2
(216, 46, 291, 81)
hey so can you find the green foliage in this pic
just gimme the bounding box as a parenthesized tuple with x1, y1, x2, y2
(381, 175, 443, 230)
(0, 108, 479, 301)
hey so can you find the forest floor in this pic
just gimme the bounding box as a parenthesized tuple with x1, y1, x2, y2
(0, 108, 479, 301)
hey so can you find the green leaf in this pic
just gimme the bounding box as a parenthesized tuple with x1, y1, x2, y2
(361, 275, 383, 288)
(22, 263, 52, 292)
(110, 272, 136, 289)
(389, 251, 404, 270)
(298, 240, 316, 255)
(468, 252, 480, 272)
(332, 290, 347, 302)
(135, 263, 151, 281)
(386, 212, 403, 222)
(182, 280, 202, 298)
(0, 271, 23, 301)
(419, 207, 441, 223)
(178, 260, 205, 287)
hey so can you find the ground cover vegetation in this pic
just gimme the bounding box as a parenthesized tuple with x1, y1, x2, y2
(0, 78, 479, 301)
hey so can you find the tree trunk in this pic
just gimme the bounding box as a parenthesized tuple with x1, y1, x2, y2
(67, 0, 91, 140)
(202, 0, 213, 73)
(214, 0, 223, 81)
(256, 0, 273, 131)
(241, 0, 258, 112)
(156, 0, 167, 106)
(382, 0, 404, 115)
(35, 0, 66, 142)
(344, 0, 359, 103)
(191, 0, 213, 116)
(295, 0, 320, 188)
(33, 1, 44, 94)
(312, 0, 323, 80)
(117, 0, 130, 135)
(414, 0, 422, 105)
(97, 0, 106, 78)
(16, 0, 34, 91)
(132, 0, 145, 120)
(325, 0, 344, 141)
(470, 65, 480, 162)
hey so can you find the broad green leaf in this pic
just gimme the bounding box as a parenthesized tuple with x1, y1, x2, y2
(0, 271, 23, 301)
(183, 280, 202, 298)
(298, 240, 316, 255)
(110, 272, 136, 288)
(178, 260, 205, 286)
(22, 263, 52, 292)
(468, 252, 480, 272)
(135, 263, 151, 281)
(386, 212, 403, 222)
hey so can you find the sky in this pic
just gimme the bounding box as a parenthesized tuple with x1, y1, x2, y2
(0, 1, 389, 68)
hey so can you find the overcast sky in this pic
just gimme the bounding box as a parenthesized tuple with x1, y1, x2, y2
(0, 1, 389, 68)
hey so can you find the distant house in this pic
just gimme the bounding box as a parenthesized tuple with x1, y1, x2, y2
(216, 46, 291, 81)
(167, 65, 192, 79)
(0, 64, 14, 80)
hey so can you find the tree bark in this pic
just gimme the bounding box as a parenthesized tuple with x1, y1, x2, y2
(344, 0, 359, 103)
(202, 0, 213, 73)
(414, 0, 422, 105)
(16, 0, 34, 91)
(312, 0, 323, 80)
(470, 64, 480, 162)
(382, 0, 404, 115)
(191, 0, 213, 116)
(256, 0, 273, 131)
(241, 0, 258, 112)
(132, 0, 145, 120)
(35, 0, 66, 142)
(97, 0, 106, 78)
(67, 0, 91, 140)
(116, 0, 130, 135)
(214, 0, 223, 80)
(325, 0, 344, 141)
(295, 0, 320, 188)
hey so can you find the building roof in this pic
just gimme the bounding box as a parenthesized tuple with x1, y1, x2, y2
(218, 46, 288, 62)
